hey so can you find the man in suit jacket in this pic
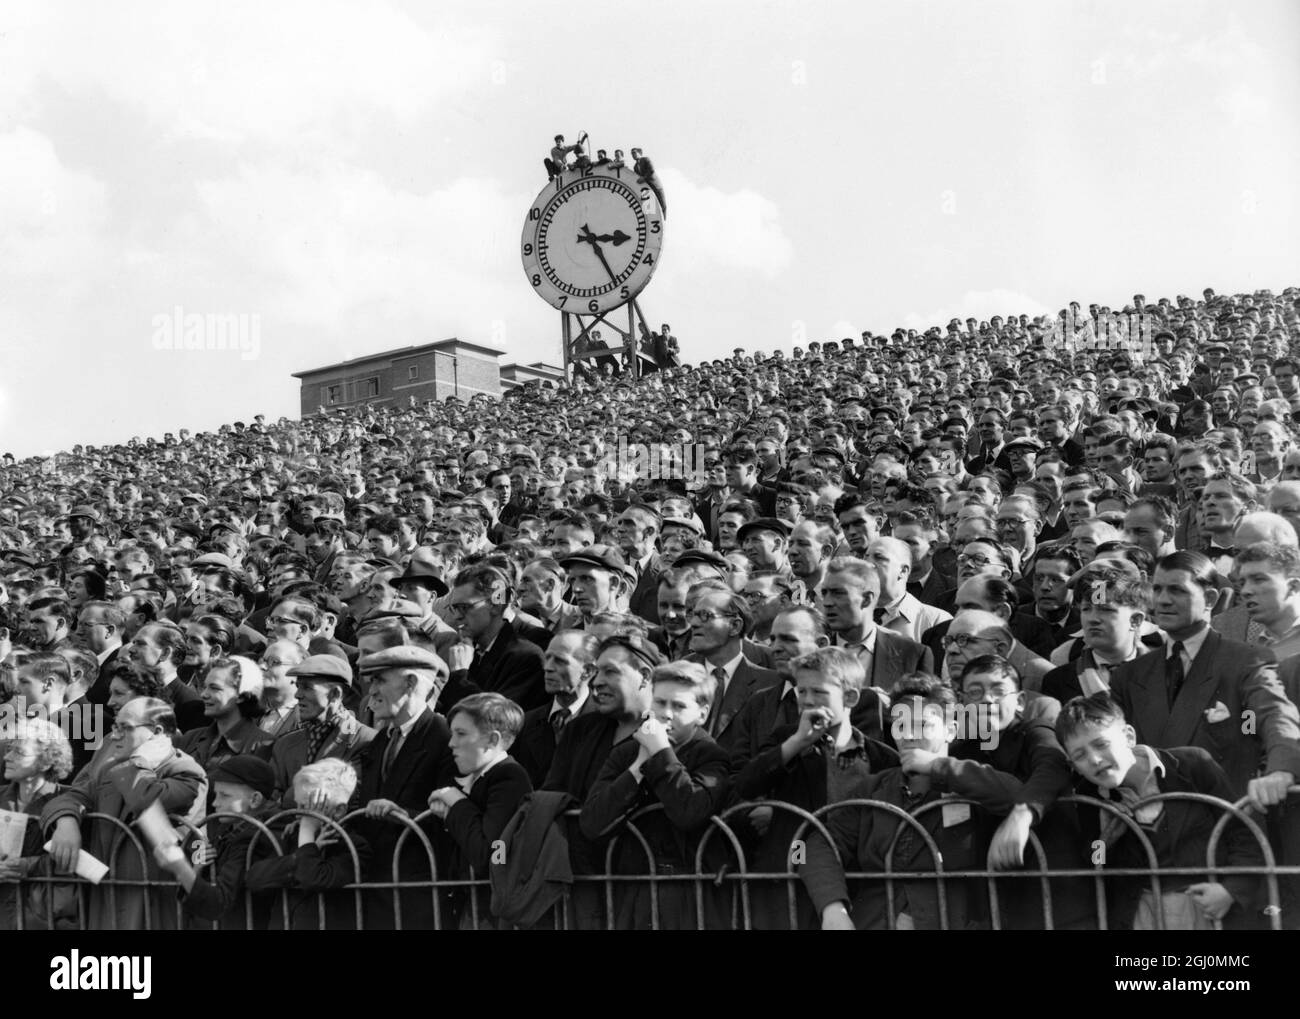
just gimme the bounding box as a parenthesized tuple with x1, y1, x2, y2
(271, 654, 376, 805)
(441, 564, 547, 712)
(356, 646, 457, 929)
(729, 606, 826, 766)
(683, 587, 778, 753)
(613, 505, 663, 624)
(868, 537, 952, 642)
(818, 557, 931, 740)
(1108, 552, 1300, 807)
(511, 631, 600, 788)
(939, 609, 1053, 692)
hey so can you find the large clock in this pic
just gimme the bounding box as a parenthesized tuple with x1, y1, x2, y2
(521, 164, 665, 315)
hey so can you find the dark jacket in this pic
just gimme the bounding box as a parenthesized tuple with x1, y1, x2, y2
(443, 758, 534, 927)
(1108, 630, 1300, 798)
(1071, 746, 1265, 928)
(579, 731, 733, 929)
(355, 708, 456, 929)
(511, 695, 598, 789)
(244, 826, 372, 930)
(177, 813, 278, 929)
(489, 791, 576, 929)
(799, 767, 991, 929)
(445, 620, 547, 713)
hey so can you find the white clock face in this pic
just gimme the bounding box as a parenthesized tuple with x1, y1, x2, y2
(522, 166, 664, 314)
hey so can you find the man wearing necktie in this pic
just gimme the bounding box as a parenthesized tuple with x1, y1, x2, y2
(509, 630, 599, 788)
(355, 646, 456, 929)
(683, 588, 777, 753)
(1109, 551, 1300, 814)
(816, 556, 930, 741)
(1199, 475, 1257, 573)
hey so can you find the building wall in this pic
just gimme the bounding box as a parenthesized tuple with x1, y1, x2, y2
(297, 344, 503, 416)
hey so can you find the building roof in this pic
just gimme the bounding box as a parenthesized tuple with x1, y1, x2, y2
(292, 338, 507, 378)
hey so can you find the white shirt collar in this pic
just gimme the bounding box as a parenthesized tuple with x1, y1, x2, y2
(711, 652, 745, 682)
(392, 701, 427, 739)
(1168, 624, 1210, 664)
(550, 686, 588, 719)
(459, 752, 508, 793)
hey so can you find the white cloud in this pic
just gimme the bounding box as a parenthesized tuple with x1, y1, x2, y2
(0, 0, 494, 143)
(656, 167, 793, 279)
(0, 126, 109, 280)
(902, 289, 1051, 332)
(1215, 83, 1268, 124)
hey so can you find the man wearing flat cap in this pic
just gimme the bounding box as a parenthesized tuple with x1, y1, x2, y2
(560, 544, 636, 625)
(355, 644, 456, 930)
(270, 654, 375, 807)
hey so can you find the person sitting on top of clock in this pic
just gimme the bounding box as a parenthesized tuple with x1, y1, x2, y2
(571, 144, 592, 172)
(546, 132, 587, 179)
(630, 147, 666, 218)
(594, 149, 611, 167)
(611, 149, 626, 169)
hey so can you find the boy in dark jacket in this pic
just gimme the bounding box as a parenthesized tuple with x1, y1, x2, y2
(427, 693, 533, 928)
(1057, 692, 1265, 929)
(580, 660, 732, 929)
(800, 674, 991, 929)
(736, 646, 897, 928)
(154, 754, 277, 929)
(244, 757, 372, 930)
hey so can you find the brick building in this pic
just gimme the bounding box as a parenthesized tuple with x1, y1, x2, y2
(291, 338, 506, 416)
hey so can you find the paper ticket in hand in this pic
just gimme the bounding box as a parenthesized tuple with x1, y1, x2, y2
(135, 800, 181, 850)
(41, 843, 109, 884)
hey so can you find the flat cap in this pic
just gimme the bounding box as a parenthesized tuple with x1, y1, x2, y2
(737, 517, 792, 543)
(287, 654, 354, 687)
(207, 754, 276, 798)
(358, 645, 447, 674)
(559, 544, 635, 581)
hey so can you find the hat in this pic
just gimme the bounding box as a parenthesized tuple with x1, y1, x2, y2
(180, 492, 209, 507)
(68, 505, 99, 522)
(208, 754, 276, 798)
(559, 544, 635, 582)
(361, 598, 424, 623)
(287, 654, 354, 688)
(3, 548, 40, 568)
(358, 645, 447, 675)
(671, 549, 731, 572)
(1003, 437, 1045, 453)
(660, 515, 705, 537)
(737, 517, 792, 543)
(394, 551, 449, 596)
(191, 552, 234, 570)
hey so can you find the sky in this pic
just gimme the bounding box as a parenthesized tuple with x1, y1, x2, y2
(1, 0, 1297, 457)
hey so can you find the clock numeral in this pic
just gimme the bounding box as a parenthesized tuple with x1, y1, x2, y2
(523, 243, 533, 256)
(620, 286, 630, 300)
(558, 297, 567, 308)
(650, 221, 661, 234)
(529, 208, 540, 221)
(640, 187, 651, 202)
(588, 299, 599, 313)
(582, 166, 593, 178)
(531, 274, 541, 287)
(643, 252, 654, 265)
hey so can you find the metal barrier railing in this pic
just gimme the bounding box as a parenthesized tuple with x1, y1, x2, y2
(6, 791, 1298, 930)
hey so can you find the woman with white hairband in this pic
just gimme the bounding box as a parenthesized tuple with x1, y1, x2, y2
(175, 656, 276, 770)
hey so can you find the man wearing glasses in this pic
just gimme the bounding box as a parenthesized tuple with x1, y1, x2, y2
(443, 564, 546, 712)
(683, 587, 778, 751)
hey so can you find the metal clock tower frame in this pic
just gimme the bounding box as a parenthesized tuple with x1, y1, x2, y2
(522, 161, 665, 381)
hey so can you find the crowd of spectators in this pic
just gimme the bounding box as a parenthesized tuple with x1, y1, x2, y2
(2, 283, 1300, 930)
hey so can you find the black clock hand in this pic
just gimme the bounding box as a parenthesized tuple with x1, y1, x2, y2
(577, 224, 620, 286)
